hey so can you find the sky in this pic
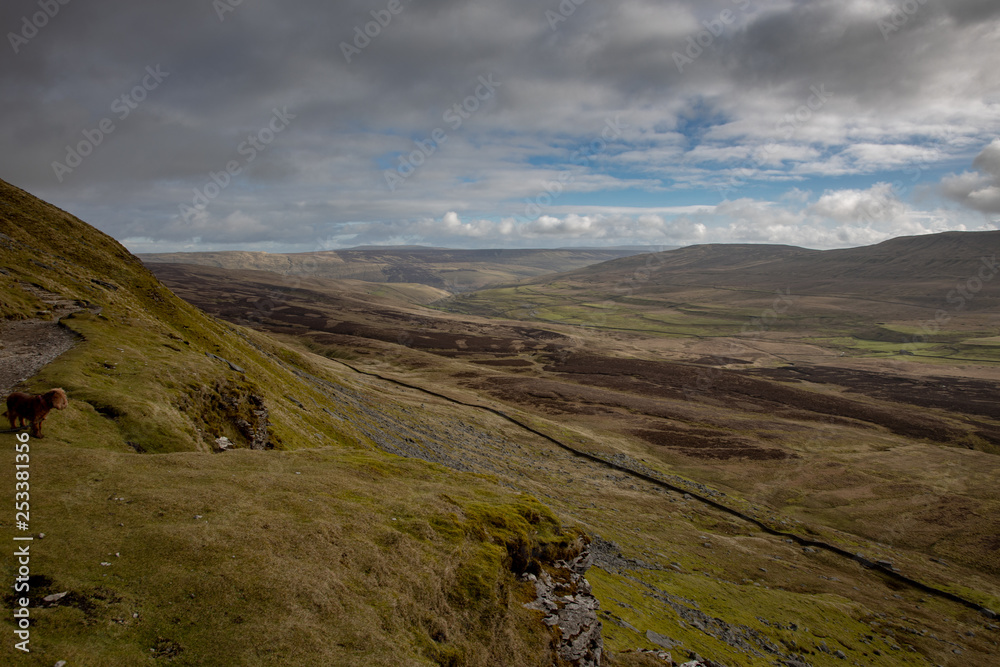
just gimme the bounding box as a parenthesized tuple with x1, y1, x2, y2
(2, 0, 999, 253)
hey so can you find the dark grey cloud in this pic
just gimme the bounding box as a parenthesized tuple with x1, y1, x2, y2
(944, 0, 1000, 24)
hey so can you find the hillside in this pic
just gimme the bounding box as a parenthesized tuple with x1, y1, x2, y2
(514, 232, 1000, 308)
(139, 246, 654, 292)
(0, 180, 366, 454)
(443, 232, 1000, 363)
(0, 179, 596, 665)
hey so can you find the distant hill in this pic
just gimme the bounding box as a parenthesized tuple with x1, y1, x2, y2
(139, 246, 659, 292)
(556, 231, 1000, 299)
(441, 230, 1000, 353)
(146, 262, 452, 308)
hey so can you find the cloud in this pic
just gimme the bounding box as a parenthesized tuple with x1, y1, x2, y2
(810, 183, 908, 223)
(1, 0, 997, 250)
(294, 193, 991, 252)
(940, 139, 1000, 213)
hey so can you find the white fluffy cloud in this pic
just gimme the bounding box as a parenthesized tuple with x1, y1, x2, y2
(317, 192, 992, 251)
(941, 139, 1000, 213)
(810, 183, 908, 223)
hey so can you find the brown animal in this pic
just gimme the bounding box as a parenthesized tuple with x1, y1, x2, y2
(3, 388, 68, 438)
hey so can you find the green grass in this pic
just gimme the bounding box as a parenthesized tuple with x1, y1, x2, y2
(802, 335, 1000, 363)
(25, 305, 370, 454)
(476, 295, 752, 336)
(962, 336, 1000, 346)
(589, 566, 917, 667)
(0, 445, 562, 665)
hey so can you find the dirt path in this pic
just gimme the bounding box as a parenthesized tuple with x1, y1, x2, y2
(0, 285, 83, 394)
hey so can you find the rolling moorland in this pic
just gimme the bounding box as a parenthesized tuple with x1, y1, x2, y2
(139, 247, 654, 294)
(145, 235, 1000, 664)
(1, 174, 999, 666)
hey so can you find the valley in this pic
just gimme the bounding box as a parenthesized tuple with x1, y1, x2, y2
(143, 234, 1000, 665)
(139, 247, 653, 293)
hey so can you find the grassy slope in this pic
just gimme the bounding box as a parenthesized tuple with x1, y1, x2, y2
(298, 339, 1000, 666)
(0, 179, 356, 454)
(14, 446, 565, 666)
(0, 179, 576, 665)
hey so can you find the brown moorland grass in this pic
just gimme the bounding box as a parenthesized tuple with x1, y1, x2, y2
(1, 443, 573, 666)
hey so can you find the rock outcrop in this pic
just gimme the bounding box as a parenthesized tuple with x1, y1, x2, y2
(523, 547, 603, 667)
(182, 378, 273, 450)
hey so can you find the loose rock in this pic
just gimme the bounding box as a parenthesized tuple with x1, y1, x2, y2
(523, 547, 603, 667)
